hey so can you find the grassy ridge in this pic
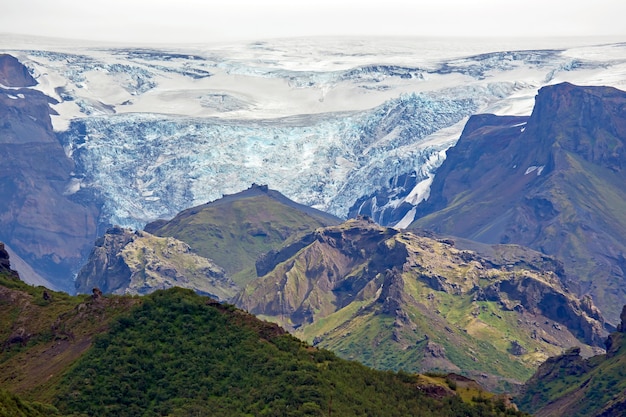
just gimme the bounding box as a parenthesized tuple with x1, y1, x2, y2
(53, 287, 527, 417)
(0, 388, 60, 417)
(0, 272, 139, 402)
(146, 187, 341, 285)
(518, 332, 626, 416)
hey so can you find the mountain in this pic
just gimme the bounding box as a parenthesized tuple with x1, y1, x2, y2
(0, 54, 36, 87)
(74, 184, 340, 295)
(2, 37, 626, 289)
(517, 305, 626, 416)
(234, 217, 606, 387)
(0, 248, 527, 417)
(411, 82, 626, 323)
(0, 54, 101, 292)
(143, 184, 342, 282)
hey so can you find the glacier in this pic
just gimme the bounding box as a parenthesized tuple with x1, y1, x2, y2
(59, 90, 483, 228)
(4, 36, 626, 231)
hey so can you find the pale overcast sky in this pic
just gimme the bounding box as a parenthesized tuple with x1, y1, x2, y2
(2, 0, 626, 44)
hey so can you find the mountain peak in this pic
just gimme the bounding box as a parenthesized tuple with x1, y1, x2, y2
(527, 82, 626, 168)
(412, 82, 626, 322)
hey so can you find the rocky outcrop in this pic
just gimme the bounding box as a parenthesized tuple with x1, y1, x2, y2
(0, 242, 18, 279)
(524, 347, 589, 389)
(75, 227, 136, 294)
(235, 217, 404, 325)
(519, 304, 626, 416)
(482, 274, 605, 346)
(75, 226, 237, 300)
(0, 54, 36, 88)
(235, 218, 606, 385)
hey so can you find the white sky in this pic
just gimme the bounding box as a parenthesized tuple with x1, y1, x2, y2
(2, 0, 626, 44)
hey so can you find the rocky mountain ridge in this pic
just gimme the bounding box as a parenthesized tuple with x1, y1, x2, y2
(75, 184, 341, 296)
(74, 187, 607, 387)
(235, 216, 606, 386)
(74, 226, 237, 300)
(412, 82, 626, 323)
(518, 305, 626, 416)
(0, 246, 526, 417)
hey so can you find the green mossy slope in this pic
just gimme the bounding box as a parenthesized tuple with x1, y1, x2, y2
(54, 288, 526, 417)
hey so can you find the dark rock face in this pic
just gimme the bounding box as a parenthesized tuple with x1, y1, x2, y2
(0, 55, 101, 291)
(0, 243, 18, 279)
(347, 170, 421, 225)
(508, 340, 527, 356)
(235, 217, 405, 325)
(412, 83, 626, 323)
(527, 347, 589, 386)
(0, 54, 36, 88)
(75, 226, 135, 294)
(617, 305, 626, 332)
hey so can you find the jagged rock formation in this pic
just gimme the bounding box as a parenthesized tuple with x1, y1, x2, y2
(75, 184, 339, 298)
(75, 226, 237, 300)
(0, 54, 100, 292)
(518, 304, 626, 417)
(412, 83, 626, 323)
(234, 217, 606, 385)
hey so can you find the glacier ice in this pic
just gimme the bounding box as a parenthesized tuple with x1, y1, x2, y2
(8, 37, 626, 232)
(60, 90, 490, 229)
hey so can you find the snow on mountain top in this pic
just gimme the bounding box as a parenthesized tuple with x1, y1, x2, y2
(2, 35, 626, 230)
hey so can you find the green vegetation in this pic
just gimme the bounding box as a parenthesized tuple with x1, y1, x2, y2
(53, 288, 526, 417)
(518, 332, 626, 416)
(0, 271, 139, 402)
(238, 219, 601, 388)
(147, 188, 340, 285)
(0, 388, 60, 417)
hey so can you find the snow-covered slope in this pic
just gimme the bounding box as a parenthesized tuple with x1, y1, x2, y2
(3, 36, 626, 229)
